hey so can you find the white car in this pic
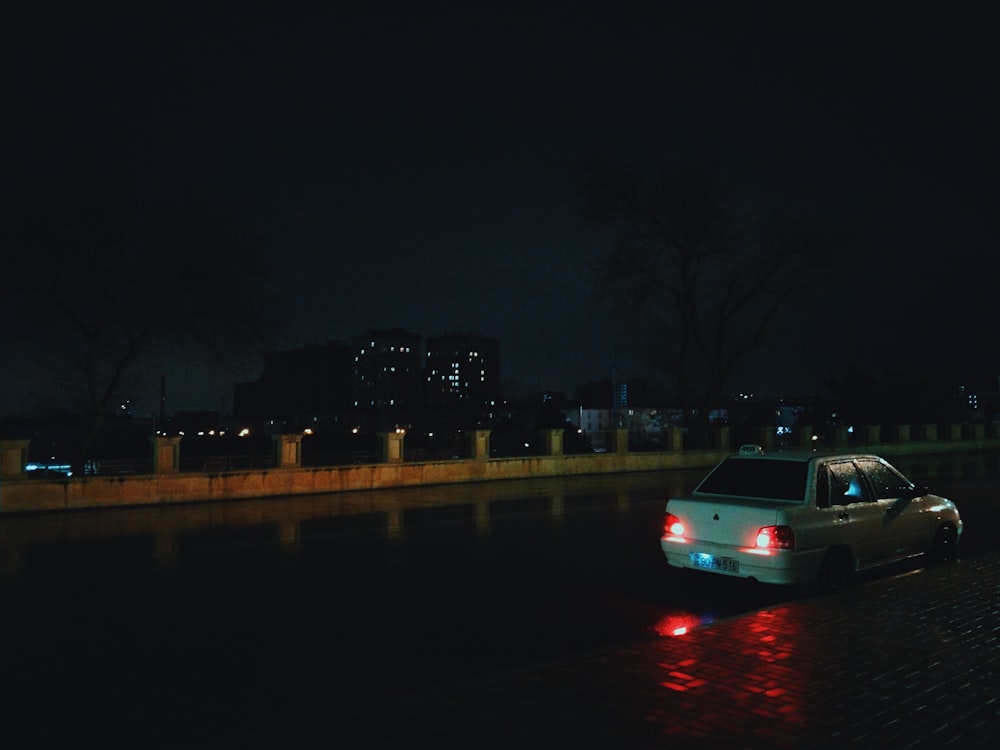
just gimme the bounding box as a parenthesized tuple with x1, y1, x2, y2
(660, 445, 963, 590)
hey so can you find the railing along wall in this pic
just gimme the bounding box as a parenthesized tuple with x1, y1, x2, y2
(2, 423, 998, 515)
(2, 423, 998, 479)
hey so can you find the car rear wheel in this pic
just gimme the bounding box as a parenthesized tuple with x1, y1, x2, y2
(928, 525, 958, 563)
(817, 549, 852, 592)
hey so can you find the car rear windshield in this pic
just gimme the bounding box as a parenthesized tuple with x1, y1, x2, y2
(696, 457, 808, 502)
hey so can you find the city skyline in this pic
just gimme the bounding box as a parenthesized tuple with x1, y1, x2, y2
(138, 325, 1000, 424)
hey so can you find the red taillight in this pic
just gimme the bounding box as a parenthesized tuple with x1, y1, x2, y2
(664, 513, 685, 537)
(756, 525, 795, 549)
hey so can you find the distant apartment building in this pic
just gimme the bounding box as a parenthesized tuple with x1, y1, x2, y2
(234, 329, 501, 427)
(425, 332, 500, 413)
(352, 328, 423, 409)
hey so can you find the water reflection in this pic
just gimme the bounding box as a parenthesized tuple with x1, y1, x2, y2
(893, 451, 1000, 481)
(654, 612, 710, 637)
(650, 606, 808, 745)
(0, 469, 701, 584)
(3, 450, 993, 587)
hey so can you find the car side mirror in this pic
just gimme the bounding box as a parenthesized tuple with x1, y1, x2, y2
(886, 488, 920, 516)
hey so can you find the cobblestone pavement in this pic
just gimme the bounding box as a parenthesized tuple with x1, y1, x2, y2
(230, 553, 999, 750)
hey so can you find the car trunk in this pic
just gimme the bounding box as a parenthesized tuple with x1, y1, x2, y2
(667, 494, 787, 547)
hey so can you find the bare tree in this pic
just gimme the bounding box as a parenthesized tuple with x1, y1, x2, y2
(582, 159, 846, 445)
(1, 181, 277, 466)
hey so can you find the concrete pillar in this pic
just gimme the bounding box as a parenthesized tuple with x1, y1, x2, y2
(542, 429, 563, 456)
(607, 428, 629, 453)
(964, 423, 985, 440)
(379, 431, 405, 463)
(665, 426, 683, 451)
(862, 425, 880, 445)
(0, 439, 30, 478)
(797, 426, 814, 448)
(150, 436, 181, 474)
(470, 430, 491, 459)
(921, 424, 938, 441)
(713, 426, 730, 450)
(894, 425, 911, 443)
(271, 433, 303, 468)
(833, 426, 849, 448)
(946, 424, 961, 440)
(756, 427, 775, 451)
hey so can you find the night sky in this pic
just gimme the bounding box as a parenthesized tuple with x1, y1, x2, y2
(3, 2, 998, 416)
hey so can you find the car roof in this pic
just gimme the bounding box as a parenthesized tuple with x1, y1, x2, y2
(730, 445, 883, 464)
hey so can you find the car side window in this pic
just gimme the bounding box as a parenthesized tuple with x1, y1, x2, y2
(828, 462, 871, 505)
(857, 458, 912, 500)
(816, 464, 838, 508)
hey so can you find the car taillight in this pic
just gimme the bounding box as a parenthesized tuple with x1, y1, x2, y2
(756, 525, 795, 549)
(664, 513, 685, 538)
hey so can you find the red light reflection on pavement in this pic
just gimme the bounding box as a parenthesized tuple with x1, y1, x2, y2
(649, 607, 807, 746)
(653, 613, 704, 637)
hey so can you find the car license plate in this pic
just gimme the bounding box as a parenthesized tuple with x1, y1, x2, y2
(690, 553, 740, 574)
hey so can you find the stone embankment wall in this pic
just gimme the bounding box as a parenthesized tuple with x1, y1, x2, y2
(1, 426, 997, 514)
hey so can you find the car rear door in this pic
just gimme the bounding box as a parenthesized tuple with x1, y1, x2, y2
(815, 459, 887, 568)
